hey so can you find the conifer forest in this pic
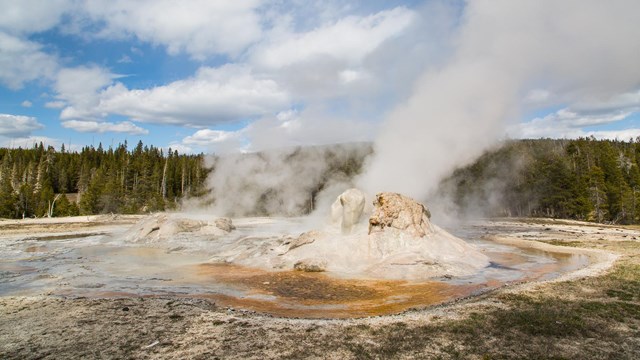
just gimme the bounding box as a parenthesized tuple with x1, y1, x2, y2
(0, 141, 207, 218)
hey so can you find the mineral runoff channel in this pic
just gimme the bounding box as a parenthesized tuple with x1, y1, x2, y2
(0, 215, 595, 319)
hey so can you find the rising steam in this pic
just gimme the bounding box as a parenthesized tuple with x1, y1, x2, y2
(359, 0, 640, 203)
(204, 144, 372, 217)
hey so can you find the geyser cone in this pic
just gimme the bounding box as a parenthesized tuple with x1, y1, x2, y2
(220, 190, 489, 281)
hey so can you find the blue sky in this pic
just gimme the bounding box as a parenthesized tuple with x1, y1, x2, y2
(0, 0, 638, 154)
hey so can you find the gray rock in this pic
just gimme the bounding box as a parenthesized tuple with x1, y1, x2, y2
(287, 231, 319, 251)
(293, 258, 327, 272)
(214, 217, 236, 232)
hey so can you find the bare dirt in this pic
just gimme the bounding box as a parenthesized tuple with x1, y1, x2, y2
(1, 217, 639, 359)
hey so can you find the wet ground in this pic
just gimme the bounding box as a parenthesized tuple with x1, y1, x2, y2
(0, 217, 589, 318)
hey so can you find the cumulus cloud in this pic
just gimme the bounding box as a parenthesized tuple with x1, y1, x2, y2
(0, 0, 73, 34)
(97, 65, 290, 126)
(166, 142, 194, 155)
(248, 2, 456, 110)
(0, 32, 58, 89)
(514, 90, 640, 139)
(251, 7, 415, 69)
(0, 0, 72, 89)
(0, 135, 64, 149)
(21, 100, 32, 108)
(514, 110, 633, 139)
(0, 1, 437, 146)
(54, 65, 116, 121)
(182, 129, 241, 146)
(61, 120, 148, 135)
(50, 63, 290, 130)
(45, 101, 66, 109)
(80, 0, 263, 59)
(0, 113, 44, 137)
(181, 128, 244, 154)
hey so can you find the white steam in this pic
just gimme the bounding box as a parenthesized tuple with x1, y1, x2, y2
(204, 144, 372, 217)
(359, 0, 640, 202)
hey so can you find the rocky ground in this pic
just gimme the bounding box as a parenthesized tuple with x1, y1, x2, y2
(1, 217, 639, 359)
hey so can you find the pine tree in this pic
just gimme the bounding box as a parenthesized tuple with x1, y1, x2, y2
(0, 160, 17, 218)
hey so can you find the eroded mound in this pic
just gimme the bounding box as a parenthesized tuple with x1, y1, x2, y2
(124, 214, 235, 243)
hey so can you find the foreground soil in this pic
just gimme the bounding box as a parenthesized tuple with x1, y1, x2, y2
(1, 218, 639, 359)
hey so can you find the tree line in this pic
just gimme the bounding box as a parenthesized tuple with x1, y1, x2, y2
(3, 137, 640, 224)
(0, 141, 208, 218)
(443, 137, 640, 224)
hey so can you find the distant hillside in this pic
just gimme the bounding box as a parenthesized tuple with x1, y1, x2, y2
(441, 138, 640, 224)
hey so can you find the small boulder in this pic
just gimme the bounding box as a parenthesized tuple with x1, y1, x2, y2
(368, 192, 433, 237)
(293, 258, 327, 272)
(214, 217, 236, 232)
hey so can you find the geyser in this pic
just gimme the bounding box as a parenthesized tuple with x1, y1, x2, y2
(207, 190, 489, 280)
(126, 190, 488, 280)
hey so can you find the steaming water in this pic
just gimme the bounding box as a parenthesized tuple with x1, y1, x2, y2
(0, 218, 588, 318)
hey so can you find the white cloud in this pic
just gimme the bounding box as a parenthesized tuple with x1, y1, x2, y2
(49, 64, 290, 130)
(584, 129, 640, 141)
(21, 100, 32, 108)
(97, 65, 290, 126)
(0, 113, 44, 137)
(0, 1, 434, 149)
(166, 142, 194, 155)
(54, 65, 117, 120)
(61, 120, 148, 135)
(45, 101, 66, 109)
(513, 110, 633, 139)
(251, 7, 415, 69)
(513, 89, 640, 139)
(117, 54, 132, 64)
(0, 0, 73, 34)
(0, 135, 63, 149)
(182, 129, 240, 146)
(0, 32, 58, 89)
(81, 0, 263, 59)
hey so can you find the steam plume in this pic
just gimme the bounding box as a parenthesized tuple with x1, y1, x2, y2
(359, 0, 640, 202)
(204, 144, 371, 217)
